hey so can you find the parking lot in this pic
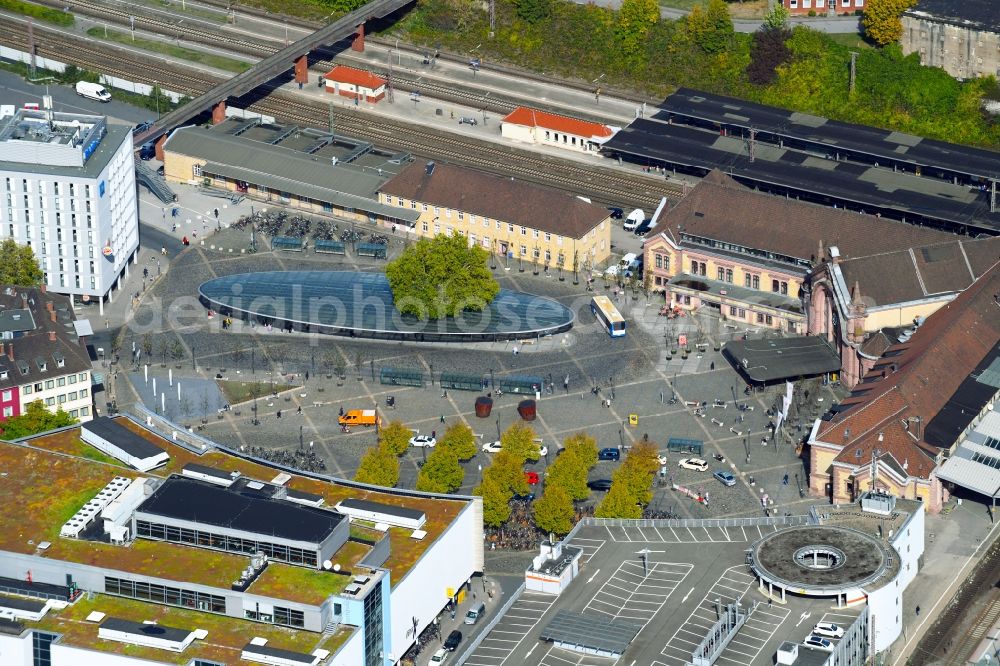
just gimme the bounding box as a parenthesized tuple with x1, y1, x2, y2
(464, 524, 862, 666)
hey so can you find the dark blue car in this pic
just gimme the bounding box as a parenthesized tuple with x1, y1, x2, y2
(598, 447, 620, 461)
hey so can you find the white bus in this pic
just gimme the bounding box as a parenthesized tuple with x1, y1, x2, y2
(591, 295, 626, 337)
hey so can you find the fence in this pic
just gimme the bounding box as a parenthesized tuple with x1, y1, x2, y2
(129, 403, 218, 456)
(573, 515, 813, 530)
(455, 581, 527, 666)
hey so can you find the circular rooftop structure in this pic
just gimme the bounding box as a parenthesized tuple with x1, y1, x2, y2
(749, 525, 899, 597)
(198, 271, 575, 342)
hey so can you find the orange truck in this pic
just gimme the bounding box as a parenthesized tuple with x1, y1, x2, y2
(338, 409, 380, 427)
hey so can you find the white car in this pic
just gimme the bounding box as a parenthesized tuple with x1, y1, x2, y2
(803, 635, 834, 652)
(482, 441, 503, 453)
(430, 647, 448, 664)
(657, 454, 668, 466)
(812, 622, 844, 639)
(678, 458, 709, 472)
(409, 435, 437, 448)
(537, 445, 548, 457)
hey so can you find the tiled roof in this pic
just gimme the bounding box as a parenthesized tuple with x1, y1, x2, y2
(0, 286, 91, 392)
(502, 107, 613, 139)
(649, 170, 954, 262)
(818, 263, 1000, 479)
(379, 159, 610, 239)
(323, 65, 386, 90)
(839, 236, 1000, 307)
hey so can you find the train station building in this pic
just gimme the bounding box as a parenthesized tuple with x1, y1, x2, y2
(378, 159, 613, 272)
(161, 120, 418, 229)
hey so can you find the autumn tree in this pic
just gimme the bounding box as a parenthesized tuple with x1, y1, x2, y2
(476, 474, 511, 527)
(546, 433, 598, 501)
(500, 423, 540, 463)
(378, 421, 412, 457)
(354, 445, 399, 487)
(438, 422, 477, 461)
(862, 0, 915, 46)
(533, 484, 575, 535)
(595, 483, 641, 518)
(385, 233, 499, 320)
(0, 401, 77, 440)
(0, 239, 43, 287)
(685, 0, 733, 54)
(416, 447, 465, 493)
(488, 450, 530, 497)
(616, 0, 660, 60)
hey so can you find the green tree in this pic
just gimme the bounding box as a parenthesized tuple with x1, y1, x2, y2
(862, 0, 915, 46)
(379, 421, 412, 457)
(562, 432, 598, 468)
(0, 400, 77, 440)
(475, 474, 512, 527)
(0, 239, 43, 286)
(514, 0, 552, 24)
(533, 484, 575, 535)
(686, 0, 733, 54)
(762, 3, 790, 31)
(546, 433, 598, 501)
(500, 423, 540, 463)
(385, 233, 499, 320)
(488, 450, 530, 496)
(616, 0, 660, 60)
(595, 483, 641, 518)
(354, 445, 399, 487)
(438, 422, 477, 461)
(614, 440, 660, 506)
(416, 447, 465, 493)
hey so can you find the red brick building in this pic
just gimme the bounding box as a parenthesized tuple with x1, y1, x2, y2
(323, 65, 387, 104)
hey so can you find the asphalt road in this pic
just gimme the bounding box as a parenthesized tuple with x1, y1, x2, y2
(0, 69, 153, 124)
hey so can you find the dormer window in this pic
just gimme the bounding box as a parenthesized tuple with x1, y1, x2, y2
(0, 370, 6, 380)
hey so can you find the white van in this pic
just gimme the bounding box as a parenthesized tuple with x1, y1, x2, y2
(76, 81, 111, 102)
(622, 209, 645, 232)
(464, 602, 486, 625)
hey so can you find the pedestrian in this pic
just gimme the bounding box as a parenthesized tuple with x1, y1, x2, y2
(915, 606, 921, 616)
(431, 430, 436, 439)
(338, 406, 344, 417)
(440, 414, 445, 423)
(296, 406, 302, 415)
(161, 247, 167, 256)
(768, 597, 772, 608)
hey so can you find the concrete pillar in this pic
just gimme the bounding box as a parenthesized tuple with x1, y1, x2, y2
(212, 100, 227, 125)
(154, 135, 168, 161)
(124, 262, 128, 280)
(294, 54, 309, 84)
(99, 297, 104, 316)
(780, 586, 785, 602)
(351, 22, 364, 52)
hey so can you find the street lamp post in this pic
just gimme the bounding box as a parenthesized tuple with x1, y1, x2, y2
(495, 416, 501, 440)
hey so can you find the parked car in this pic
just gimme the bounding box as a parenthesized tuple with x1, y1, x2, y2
(587, 479, 613, 491)
(622, 208, 645, 231)
(444, 630, 463, 651)
(75, 81, 111, 102)
(536, 444, 549, 457)
(139, 141, 156, 160)
(657, 454, 668, 466)
(713, 470, 736, 486)
(524, 471, 539, 485)
(339, 409, 380, 427)
(134, 120, 154, 133)
(607, 206, 624, 219)
(512, 491, 536, 502)
(598, 448, 621, 462)
(812, 622, 844, 639)
(482, 440, 503, 453)
(409, 435, 437, 448)
(430, 648, 449, 664)
(156, 165, 165, 177)
(678, 458, 709, 471)
(803, 635, 834, 652)
(632, 219, 654, 236)
(458, 116, 478, 125)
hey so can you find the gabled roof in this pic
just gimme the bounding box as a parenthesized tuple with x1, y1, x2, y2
(379, 159, 610, 239)
(838, 236, 1000, 307)
(502, 107, 613, 139)
(817, 263, 1000, 479)
(323, 65, 386, 89)
(646, 171, 953, 263)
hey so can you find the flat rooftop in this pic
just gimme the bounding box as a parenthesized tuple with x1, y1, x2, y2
(1, 416, 468, 604)
(658, 87, 1000, 181)
(604, 119, 1000, 234)
(137, 476, 344, 543)
(723, 337, 842, 383)
(24, 593, 353, 665)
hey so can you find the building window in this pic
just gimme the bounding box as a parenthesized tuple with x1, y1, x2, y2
(46, 397, 55, 406)
(33, 631, 57, 666)
(81, 406, 89, 416)
(1, 390, 10, 402)
(192, 164, 202, 178)
(655, 255, 662, 269)
(520, 245, 527, 256)
(507, 224, 514, 233)
(725, 268, 733, 283)
(273, 606, 305, 628)
(457, 211, 464, 220)
(2, 406, 12, 418)
(544, 250, 551, 263)
(57, 377, 65, 387)
(45, 380, 54, 390)
(717, 267, 725, 281)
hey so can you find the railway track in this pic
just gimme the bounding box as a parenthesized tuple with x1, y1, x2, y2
(2, 16, 676, 206)
(30, 0, 629, 123)
(911, 535, 1000, 666)
(941, 590, 1000, 666)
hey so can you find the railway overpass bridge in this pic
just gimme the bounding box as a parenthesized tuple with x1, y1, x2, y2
(138, 0, 413, 156)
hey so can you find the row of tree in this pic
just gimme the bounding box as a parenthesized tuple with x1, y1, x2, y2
(594, 440, 660, 519)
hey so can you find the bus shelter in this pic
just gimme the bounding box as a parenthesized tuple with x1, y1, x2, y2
(272, 236, 304, 252)
(500, 375, 544, 395)
(668, 437, 703, 455)
(440, 373, 486, 391)
(314, 240, 346, 255)
(380, 367, 424, 387)
(357, 243, 387, 259)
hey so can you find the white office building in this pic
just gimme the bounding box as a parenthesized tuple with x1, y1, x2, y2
(0, 108, 139, 313)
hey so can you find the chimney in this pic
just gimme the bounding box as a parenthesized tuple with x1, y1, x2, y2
(6, 343, 12, 362)
(48, 331, 56, 342)
(878, 432, 884, 442)
(40, 283, 46, 294)
(50, 309, 56, 323)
